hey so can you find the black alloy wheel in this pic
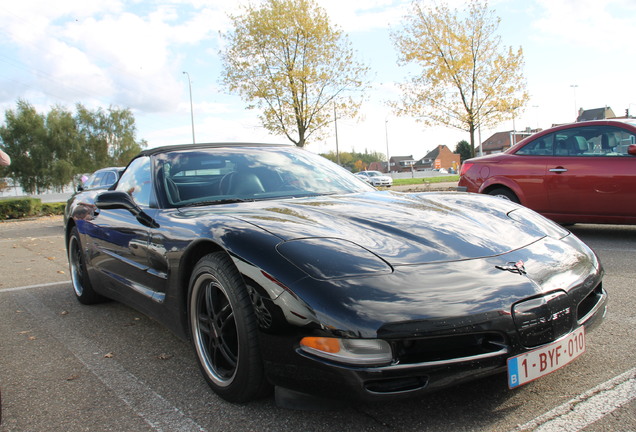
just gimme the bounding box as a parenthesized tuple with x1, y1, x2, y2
(68, 226, 105, 304)
(189, 252, 270, 403)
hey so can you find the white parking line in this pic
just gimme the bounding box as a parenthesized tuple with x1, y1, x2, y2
(0, 281, 70, 293)
(515, 368, 636, 432)
(17, 291, 207, 432)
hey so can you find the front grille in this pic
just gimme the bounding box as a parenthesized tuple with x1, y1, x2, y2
(512, 291, 575, 347)
(393, 332, 507, 365)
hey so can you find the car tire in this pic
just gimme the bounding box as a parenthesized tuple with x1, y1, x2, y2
(487, 187, 520, 204)
(188, 252, 270, 403)
(68, 226, 106, 305)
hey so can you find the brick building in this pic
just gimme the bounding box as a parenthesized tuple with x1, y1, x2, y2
(421, 145, 461, 171)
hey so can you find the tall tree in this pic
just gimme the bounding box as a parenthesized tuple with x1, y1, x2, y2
(46, 105, 81, 190)
(221, 0, 369, 147)
(0, 101, 146, 194)
(454, 140, 472, 162)
(392, 0, 529, 157)
(75, 104, 146, 169)
(0, 100, 50, 193)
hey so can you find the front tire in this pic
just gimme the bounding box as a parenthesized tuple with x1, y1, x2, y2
(188, 252, 270, 403)
(68, 226, 106, 305)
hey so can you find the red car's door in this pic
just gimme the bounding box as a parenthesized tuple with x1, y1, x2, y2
(545, 127, 636, 221)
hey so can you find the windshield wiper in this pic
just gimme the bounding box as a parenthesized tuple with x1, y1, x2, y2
(181, 198, 255, 208)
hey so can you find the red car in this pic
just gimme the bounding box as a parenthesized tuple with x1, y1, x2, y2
(458, 119, 636, 225)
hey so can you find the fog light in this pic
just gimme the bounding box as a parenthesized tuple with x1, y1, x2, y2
(300, 337, 392, 366)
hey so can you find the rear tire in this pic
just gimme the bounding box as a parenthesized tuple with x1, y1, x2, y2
(188, 252, 270, 403)
(487, 187, 520, 204)
(68, 226, 106, 305)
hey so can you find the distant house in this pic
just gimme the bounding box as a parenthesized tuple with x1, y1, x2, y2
(577, 107, 615, 122)
(414, 157, 434, 170)
(420, 145, 461, 171)
(389, 155, 416, 172)
(476, 130, 538, 155)
(368, 161, 386, 172)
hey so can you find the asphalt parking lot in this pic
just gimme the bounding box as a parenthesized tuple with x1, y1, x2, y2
(0, 216, 634, 432)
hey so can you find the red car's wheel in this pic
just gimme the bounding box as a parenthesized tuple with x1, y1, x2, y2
(487, 187, 520, 204)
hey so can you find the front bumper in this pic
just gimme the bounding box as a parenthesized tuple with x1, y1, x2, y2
(260, 275, 607, 402)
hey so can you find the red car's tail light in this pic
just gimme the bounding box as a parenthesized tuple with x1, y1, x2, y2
(459, 162, 474, 177)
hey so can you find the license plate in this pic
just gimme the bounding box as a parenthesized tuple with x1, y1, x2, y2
(508, 326, 586, 388)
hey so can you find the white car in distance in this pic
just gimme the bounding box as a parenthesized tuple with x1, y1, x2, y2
(354, 170, 393, 187)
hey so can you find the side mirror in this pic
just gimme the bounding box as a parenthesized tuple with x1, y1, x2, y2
(628, 144, 636, 156)
(95, 191, 159, 228)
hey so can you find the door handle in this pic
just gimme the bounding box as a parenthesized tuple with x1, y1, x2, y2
(549, 168, 568, 173)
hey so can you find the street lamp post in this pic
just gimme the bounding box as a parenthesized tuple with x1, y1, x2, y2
(385, 119, 390, 173)
(183, 71, 196, 144)
(333, 104, 340, 165)
(570, 84, 579, 120)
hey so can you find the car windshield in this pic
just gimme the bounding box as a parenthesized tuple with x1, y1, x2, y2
(367, 171, 383, 177)
(157, 146, 374, 207)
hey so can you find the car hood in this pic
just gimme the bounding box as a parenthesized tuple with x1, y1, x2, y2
(215, 191, 564, 266)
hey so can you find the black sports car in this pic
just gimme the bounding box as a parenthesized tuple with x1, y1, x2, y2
(65, 143, 607, 405)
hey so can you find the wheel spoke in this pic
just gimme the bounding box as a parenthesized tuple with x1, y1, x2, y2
(216, 302, 234, 329)
(217, 336, 238, 368)
(197, 311, 212, 337)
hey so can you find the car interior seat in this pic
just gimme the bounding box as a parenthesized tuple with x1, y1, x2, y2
(226, 171, 265, 196)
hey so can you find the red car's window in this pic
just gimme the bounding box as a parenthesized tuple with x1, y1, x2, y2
(516, 135, 554, 156)
(516, 126, 635, 157)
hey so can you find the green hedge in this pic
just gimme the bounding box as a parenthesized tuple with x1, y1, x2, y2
(0, 198, 66, 220)
(393, 175, 460, 186)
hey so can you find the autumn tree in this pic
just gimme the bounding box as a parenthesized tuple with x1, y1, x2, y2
(221, 0, 369, 147)
(392, 0, 529, 157)
(320, 149, 385, 171)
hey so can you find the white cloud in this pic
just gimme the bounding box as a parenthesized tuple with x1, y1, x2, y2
(532, 0, 636, 49)
(1, 0, 635, 158)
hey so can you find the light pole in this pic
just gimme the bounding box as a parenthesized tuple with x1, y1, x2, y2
(570, 84, 578, 120)
(183, 71, 195, 144)
(333, 104, 340, 165)
(385, 119, 390, 173)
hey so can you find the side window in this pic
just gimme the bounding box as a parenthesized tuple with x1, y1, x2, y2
(116, 157, 153, 207)
(610, 128, 636, 156)
(101, 171, 116, 186)
(516, 134, 554, 156)
(555, 126, 636, 157)
(89, 172, 106, 188)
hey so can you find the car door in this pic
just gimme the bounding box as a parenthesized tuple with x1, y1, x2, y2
(546, 125, 636, 219)
(89, 157, 159, 299)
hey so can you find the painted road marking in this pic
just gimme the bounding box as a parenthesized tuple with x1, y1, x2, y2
(17, 291, 207, 432)
(0, 281, 70, 293)
(515, 367, 636, 431)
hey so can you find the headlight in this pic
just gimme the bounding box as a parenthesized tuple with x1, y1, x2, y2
(299, 337, 393, 366)
(276, 238, 392, 280)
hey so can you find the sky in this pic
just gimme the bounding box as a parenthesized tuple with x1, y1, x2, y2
(0, 0, 635, 160)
